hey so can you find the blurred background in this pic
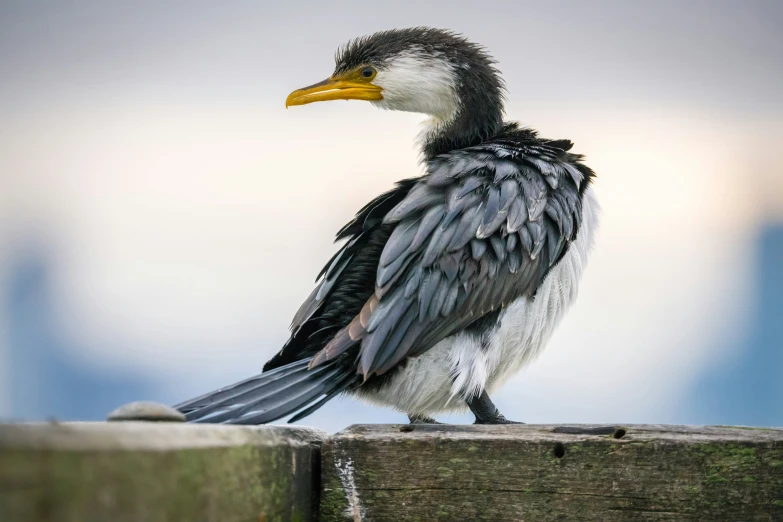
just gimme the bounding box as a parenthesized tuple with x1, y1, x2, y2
(0, 0, 781, 433)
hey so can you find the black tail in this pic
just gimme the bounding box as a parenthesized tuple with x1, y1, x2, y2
(173, 359, 355, 424)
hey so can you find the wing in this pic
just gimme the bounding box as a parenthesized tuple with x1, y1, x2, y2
(311, 130, 594, 378)
(262, 178, 420, 372)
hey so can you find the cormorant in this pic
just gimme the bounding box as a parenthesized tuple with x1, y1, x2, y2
(175, 27, 598, 425)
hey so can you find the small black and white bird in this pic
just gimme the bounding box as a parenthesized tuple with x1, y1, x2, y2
(175, 27, 598, 425)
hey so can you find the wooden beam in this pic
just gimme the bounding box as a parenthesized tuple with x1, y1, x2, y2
(320, 424, 783, 521)
(0, 422, 326, 522)
(3, 422, 781, 521)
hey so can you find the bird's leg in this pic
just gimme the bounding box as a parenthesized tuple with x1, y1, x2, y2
(408, 413, 441, 424)
(467, 389, 523, 424)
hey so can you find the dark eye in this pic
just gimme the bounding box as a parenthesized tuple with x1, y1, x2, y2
(360, 66, 375, 78)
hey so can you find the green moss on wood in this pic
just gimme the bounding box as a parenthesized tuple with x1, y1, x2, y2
(0, 425, 322, 522)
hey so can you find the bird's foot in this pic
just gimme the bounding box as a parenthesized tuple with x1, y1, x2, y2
(473, 413, 524, 425)
(467, 389, 525, 425)
(408, 413, 441, 424)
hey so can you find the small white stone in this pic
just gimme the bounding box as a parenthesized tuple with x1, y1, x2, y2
(107, 401, 186, 422)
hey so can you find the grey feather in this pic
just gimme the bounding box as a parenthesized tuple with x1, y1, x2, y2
(376, 319, 428, 373)
(492, 160, 518, 183)
(519, 225, 533, 256)
(528, 196, 547, 222)
(427, 154, 479, 186)
(562, 162, 584, 186)
(316, 253, 353, 300)
(500, 267, 520, 298)
(443, 191, 482, 228)
(291, 284, 323, 332)
(408, 204, 446, 252)
(380, 218, 418, 267)
(418, 270, 442, 322)
(525, 156, 557, 177)
(553, 192, 575, 239)
(404, 266, 422, 298)
(478, 178, 518, 238)
(442, 284, 459, 316)
(424, 160, 452, 186)
(422, 218, 458, 266)
(477, 256, 490, 280)
(460, 257, 478, 280)
(307, 133, 595, 384)
(508, 250, 522, 273)
(377, 254, 414, 298)
(459, 155, 494, 176)
(384, 184, 441, 223)
(360, 303, 407, 375)
(517, 163, 539, 181)
(506, 197, 528, 233)
(366, 289, 405, 333)
(455, 176, 483, 199)
(572, 196, 584, 231)
(498, 179, 519, 212)
(440, 253, 460, 282)
(187, 363, 334, 422)
(371, 305, 419, 372)
(546, 218, 565, 263)
(377, 250, 411, 288)
(527, 221, 546, 260)
(518, 175, 547, 222)
(446, 155, 471, 177)
(429, 276, 450, 320)
(545, 197, 566, 236)
(477, 186, 504, 239)
(470, 239, 487, 260)
(179, 361, 310, 416)
(558, 185, 579, 215)
(447, 202, 483, 251)
(489, 235, 506, 262)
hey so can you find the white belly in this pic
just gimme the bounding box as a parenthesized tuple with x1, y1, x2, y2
(353, 186, 600, 415)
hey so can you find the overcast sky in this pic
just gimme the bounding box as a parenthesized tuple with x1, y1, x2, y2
(1, 1, 781, 429)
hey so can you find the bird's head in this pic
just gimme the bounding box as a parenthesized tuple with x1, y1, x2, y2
(286, 27, 506, 157)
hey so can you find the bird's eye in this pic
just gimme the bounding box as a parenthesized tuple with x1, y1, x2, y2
(360, 67, 375, 78)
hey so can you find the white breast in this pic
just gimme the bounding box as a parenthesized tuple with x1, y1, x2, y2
(354, 185, 600, 416)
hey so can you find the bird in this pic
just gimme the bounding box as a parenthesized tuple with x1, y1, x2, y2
(174, 27, 598, 425)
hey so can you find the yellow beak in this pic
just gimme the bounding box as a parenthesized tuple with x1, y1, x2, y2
(286, 78, 383, 108)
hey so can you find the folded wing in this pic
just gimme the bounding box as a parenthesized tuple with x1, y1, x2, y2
(312, 132, 593, 378)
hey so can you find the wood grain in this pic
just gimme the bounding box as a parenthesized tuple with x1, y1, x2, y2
(3, 422, 781, 521)
(0, 422, 326, 522)
(320, 424, 783, 522)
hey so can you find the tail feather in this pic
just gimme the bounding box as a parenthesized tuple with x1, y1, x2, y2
(173, 358, 355, 424)
(174, 360, 310, 414)
(287, 372, 355, 423)
(225, 369, 348, 425)
(189, 364, 342, 424)
(183, 363, 335, 422)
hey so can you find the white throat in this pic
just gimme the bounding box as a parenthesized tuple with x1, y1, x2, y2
(371, 49, 459, 123)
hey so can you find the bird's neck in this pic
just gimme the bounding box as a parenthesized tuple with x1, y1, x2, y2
(419, 95, 504, 159)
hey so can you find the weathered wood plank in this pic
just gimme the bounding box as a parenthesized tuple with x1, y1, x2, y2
(320, 424, 783, 522)
(0, 422, 327, 522)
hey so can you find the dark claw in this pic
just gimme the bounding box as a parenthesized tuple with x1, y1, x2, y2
(467, 389, 524, 425)
(474, 413, 524, 425)
(408, 413, 442, 424)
